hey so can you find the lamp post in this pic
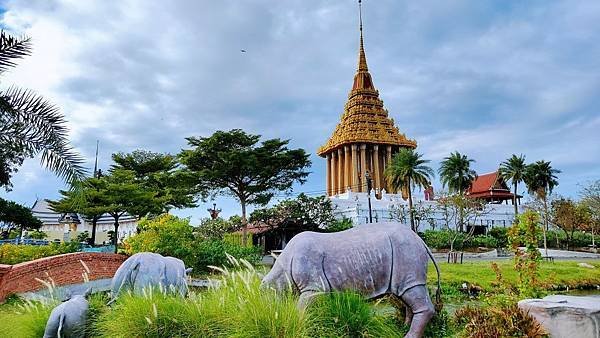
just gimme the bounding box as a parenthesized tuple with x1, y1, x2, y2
(207, 203, 222, 220)
(365, 171, 373, 223)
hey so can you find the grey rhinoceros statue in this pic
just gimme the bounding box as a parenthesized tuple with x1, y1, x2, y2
(261, 222, 441, 338)
(43, 289, 91, 338)
(109, 252, 192, 302)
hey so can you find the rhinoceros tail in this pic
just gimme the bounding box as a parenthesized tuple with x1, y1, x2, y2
(424, 244, 442, 312)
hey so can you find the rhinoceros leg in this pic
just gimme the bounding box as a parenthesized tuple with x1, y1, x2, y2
(404, 304, 414, 326)
(400, 285, 434, 338)
(298, 290, 318, 310)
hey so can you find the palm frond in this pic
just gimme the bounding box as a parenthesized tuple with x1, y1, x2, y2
(0, 87, 87, 184)
(0, 31, 32, 74)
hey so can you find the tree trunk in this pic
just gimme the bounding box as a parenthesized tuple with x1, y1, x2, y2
(91, 217, 98, 246)
(513, 181, 519, 217)
(542, 197, 549, 257)
(19, 225, 24, 243)
(241, 200, 248, 247)
(113, 217, 120, 254)
(408, 178, 415, 232)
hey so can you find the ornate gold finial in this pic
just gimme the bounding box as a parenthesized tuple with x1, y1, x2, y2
(358, 0, 368, 72)
(317, 0, 418, 157)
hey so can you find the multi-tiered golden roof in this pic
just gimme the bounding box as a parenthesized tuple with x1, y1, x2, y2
(319, 3, 416, 197)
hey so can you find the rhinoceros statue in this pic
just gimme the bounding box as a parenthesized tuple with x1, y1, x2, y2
(43, 289, 91, 338)
(261, 222, 441, 338)
(109, 252, 192, 302)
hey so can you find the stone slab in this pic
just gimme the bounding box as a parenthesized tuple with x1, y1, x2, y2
(518, 295, 600, 338)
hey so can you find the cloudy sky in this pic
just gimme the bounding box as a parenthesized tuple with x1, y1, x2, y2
(1, 0, 598, 222)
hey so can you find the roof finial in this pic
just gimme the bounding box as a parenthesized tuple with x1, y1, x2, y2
(93, 140, 99, 178)
(358, 0, 368, 72)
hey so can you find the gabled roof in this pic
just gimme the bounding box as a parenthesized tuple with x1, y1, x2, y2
(467, 171, 521, 199)
(468, 172, 504, 194)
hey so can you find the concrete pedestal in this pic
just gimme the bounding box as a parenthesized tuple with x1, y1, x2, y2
(518, 295, 600, 338)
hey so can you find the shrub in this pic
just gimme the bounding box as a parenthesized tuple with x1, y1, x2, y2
(469, 235, 498, 249)
(422, 230, 467, 250)
(77, 231, 90, 243)
(324, 217, 353, 233)
(125, 214, 262, 274)
(488, 227, 508, 248)
(124, 214, 196, 266)
(27, 230, 47, 240)
(192, 239, 262, 273)
(196, 218, 234, 240)
(454, 304, 547, 338)
(0, 242, 79, 265)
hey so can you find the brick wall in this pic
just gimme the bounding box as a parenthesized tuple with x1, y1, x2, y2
(0, 252, 127, 302)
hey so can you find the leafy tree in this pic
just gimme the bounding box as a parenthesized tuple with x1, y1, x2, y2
(0, 197, 42, 240)
(250, 193, 336, 233)
(384, 149, 434, 232)
(111, 150, 197, 210)
(179, 129, 311, 245)
(0, 31, 85, 190)
(434, 194, 490, 252)
(97, 169, 157, 252)
(499, 154, 526, 217)
(438, 152, 477, 232)
(325, 217, 353, 233)
(524, 160, 560, 256)
(580, 180, 600, 248)
(49, 177, 110, 245)
(196, 217, 235, 240)
(551, 198, 590, 250)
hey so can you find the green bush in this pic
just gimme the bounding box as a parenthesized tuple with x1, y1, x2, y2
(125, 214, 262, 274)
(543, 230, 593, 249)
(324, 217, 353, 233)
(0, 242, 79, 265)
(27, 230, 47, 240)
(469, 235, 498, 249)
(488, 227, 508, 248)
(422, 230, 466, 250)
(192, 239, 262, 273)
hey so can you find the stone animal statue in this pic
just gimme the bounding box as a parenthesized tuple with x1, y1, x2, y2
(261, 222, 441, 338)
(43, 288, 91, 338)
(109, 252, 192, 303)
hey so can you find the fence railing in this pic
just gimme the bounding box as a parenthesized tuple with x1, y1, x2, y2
(0, 238, 51, 246)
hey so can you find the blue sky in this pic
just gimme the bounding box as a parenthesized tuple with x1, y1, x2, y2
(0, 0, 599, 223)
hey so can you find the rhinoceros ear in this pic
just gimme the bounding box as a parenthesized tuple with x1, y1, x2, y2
(83, 287, 92, 298)
(185, 268, 193, 274)
(62, 289, 72, 301)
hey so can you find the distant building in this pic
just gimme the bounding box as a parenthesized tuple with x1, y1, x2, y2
(466, 171, 522, 205)
(30, 199, 138, 244)
(320, 7, 520, 232)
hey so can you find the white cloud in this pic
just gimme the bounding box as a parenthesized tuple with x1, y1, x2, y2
(1, 0, 599, 217)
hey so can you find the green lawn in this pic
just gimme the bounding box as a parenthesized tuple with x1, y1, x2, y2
(428, 259, 600, 291)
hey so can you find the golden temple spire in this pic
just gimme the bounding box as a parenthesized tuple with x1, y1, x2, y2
(358, 0, 368, 72)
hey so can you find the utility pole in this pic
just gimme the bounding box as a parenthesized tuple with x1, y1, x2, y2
(365, 170, 373, 223)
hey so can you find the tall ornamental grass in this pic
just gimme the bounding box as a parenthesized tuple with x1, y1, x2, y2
(1, 257, 441, 337)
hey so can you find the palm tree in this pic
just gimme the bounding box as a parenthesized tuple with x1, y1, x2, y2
(438, 152, 477, 232)
(524, 160, 560, 257)
(385, 149, 434, 232)
(0, 31, 85, 190)
(499, 154, 526, 217)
